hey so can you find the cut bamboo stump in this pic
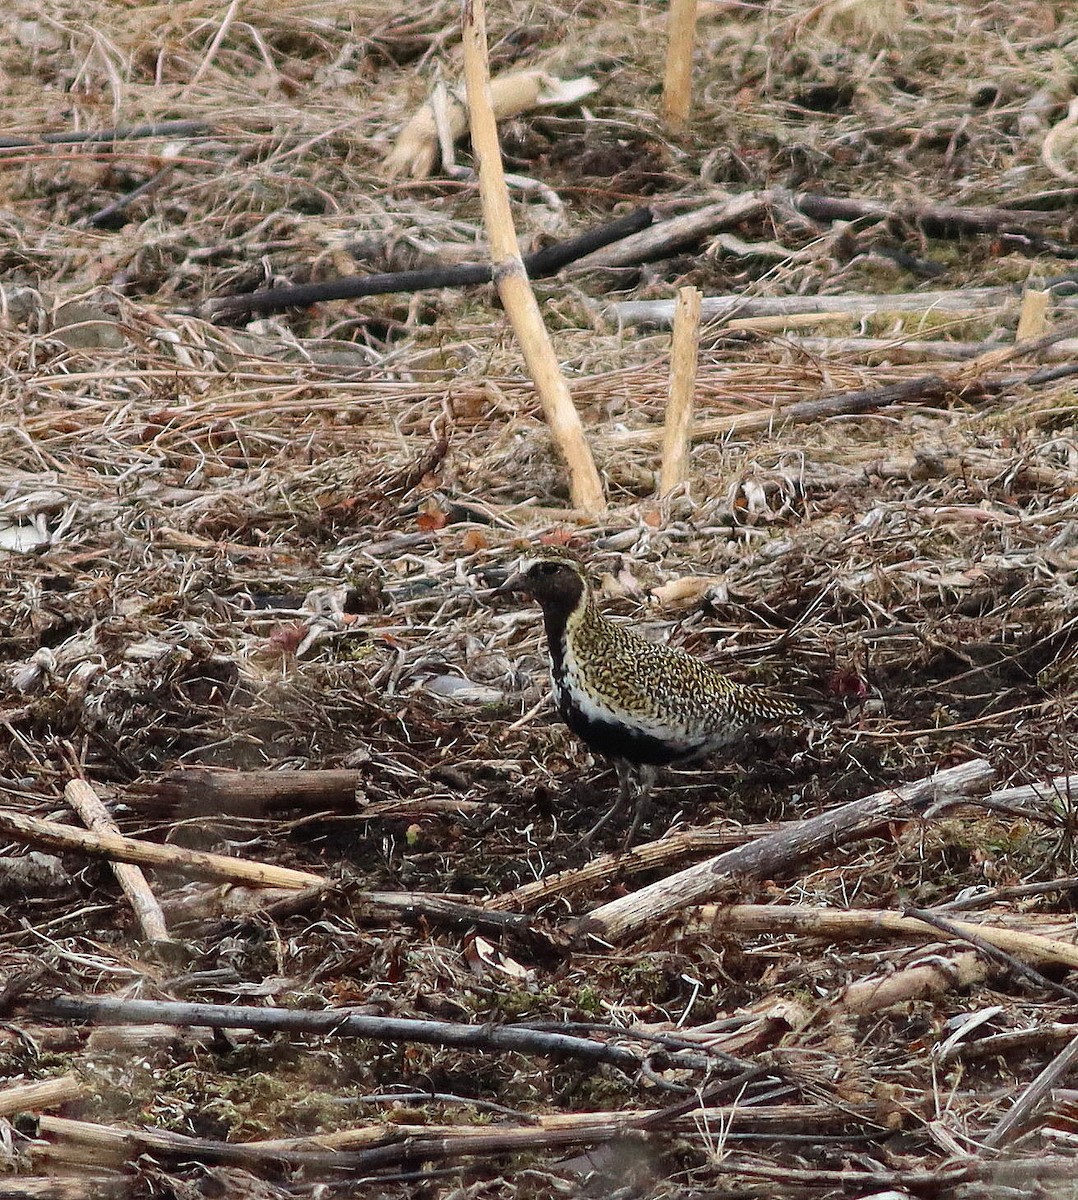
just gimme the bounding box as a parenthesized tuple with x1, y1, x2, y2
(658, 285, 701, 495)
(662, 0, 699, 129)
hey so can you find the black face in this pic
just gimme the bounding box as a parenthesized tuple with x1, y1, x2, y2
(510, 558, 586, 612)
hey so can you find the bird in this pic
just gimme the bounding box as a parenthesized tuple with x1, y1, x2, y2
(494, 555, 799, 844)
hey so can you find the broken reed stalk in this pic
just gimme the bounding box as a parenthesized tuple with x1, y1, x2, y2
(64, 780, 171, 943)
(662, 0, 699, 128)
(576, 758, 996, 943)
(460, 0, 605, 515)
(658, 284, 701, 495)
(0, 807, 328, 890)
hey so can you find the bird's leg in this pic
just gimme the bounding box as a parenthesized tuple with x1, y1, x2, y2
(624, 763, 658, 848)
(582, 759, 634, 846)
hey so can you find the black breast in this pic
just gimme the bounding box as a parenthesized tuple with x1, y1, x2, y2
(559, 692, 686, 766)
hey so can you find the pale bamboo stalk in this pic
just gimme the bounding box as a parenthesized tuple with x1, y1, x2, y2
(0, 1074, 84, 1118)
(658, 285, 701, 495)
(0, 807, 328, 890)
(460, 0, 605, 514)
(65, 780, 171, 942)
(662, 0, 699, 128)
(1016, 287, 1051, 340)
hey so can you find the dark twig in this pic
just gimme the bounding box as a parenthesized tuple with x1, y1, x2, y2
(0, 120, 211, 150)
(24, 996, 639, 1072)
(203, 206, 653, 319)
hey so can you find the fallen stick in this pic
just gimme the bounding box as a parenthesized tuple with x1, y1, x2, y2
(204, 206, 652, 319)
(1, 1176, 130, 1198)
(34, 1101, 871, 1175)
(573, 191, 767, 270)
(0, 120, 210, 150)
(0, 807, 328, 890)
(64, 780, 171, 942)
(789, 191, 1075, 239)
(575, 758, 995, 943)
(488, 823, 780, 912)
(686, 903, 1078, 969)
(146, 766, 365, 816)
(26, 996, 638, 1071)
(983, 1029, 1078, 1149)
(603, 373, 952, 448)
(460, 0, 605, 515)
(611, 284, 1053, 327)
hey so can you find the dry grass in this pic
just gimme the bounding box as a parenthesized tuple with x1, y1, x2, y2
(1, 0, 1078, 1196)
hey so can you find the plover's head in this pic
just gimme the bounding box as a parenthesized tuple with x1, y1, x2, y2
(493, 556, 587, 613)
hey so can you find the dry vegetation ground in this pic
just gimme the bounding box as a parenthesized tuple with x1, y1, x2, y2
(2, 0, 1078, 1196)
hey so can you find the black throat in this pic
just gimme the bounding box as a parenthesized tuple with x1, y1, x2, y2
(540, 606, 570, 676)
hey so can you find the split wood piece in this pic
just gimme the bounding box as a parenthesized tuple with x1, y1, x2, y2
(575, 758, 995, 944)
(983, 1029, 1078, 1150)
(147, 767, 365, 816)
(27, 997, 639, 1072)
(204, 206, 652, 319)
(0, 1074, 84, 1118)
(64, 780, 170, 943)
(838, 951, 987, 1015)
(574, 192, 768, 270)
(383, 69, 597, 179)
(488, 822, 782, 912)
(687, 904, 1078, 970)
(34, 1103, 875, 1175)
(460, 0, 604, 515)
(611, 284, 1064, 327)
(658, 285, 701, 495)
(662, 0, 698, 128)
(0, 807, 328, 890)
(605, 373, 952, 449)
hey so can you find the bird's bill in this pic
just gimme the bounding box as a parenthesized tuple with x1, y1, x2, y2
(490, 568, 529, 597)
